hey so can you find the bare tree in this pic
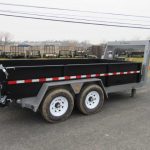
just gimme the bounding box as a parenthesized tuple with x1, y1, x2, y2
(0, 32, 4, 43)
(3, 32, 13, 44)
(0, 31, 13, 44)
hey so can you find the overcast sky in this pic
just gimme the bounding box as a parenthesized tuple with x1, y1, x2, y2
(0, 0, 150, 44)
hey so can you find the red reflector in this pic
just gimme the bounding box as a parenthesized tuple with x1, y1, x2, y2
(25, 79, 32, 83)
(52, 77, 59, 81)
(76, 75, 81, 79)
(39, 78, 46, 82)
(96, 74, 100, 77)
(64, 76, 70, 80)
(86, 74, 91, 78)
(8, 81, 17, 85)
(104, 74, 109, 76)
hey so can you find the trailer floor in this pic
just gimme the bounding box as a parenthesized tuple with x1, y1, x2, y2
(0, 83, 150, 150)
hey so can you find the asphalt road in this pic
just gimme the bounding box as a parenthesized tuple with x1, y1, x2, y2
(0, 84, 150, 150)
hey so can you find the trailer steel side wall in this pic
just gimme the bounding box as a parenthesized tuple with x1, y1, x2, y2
(0, 59, 141, 99)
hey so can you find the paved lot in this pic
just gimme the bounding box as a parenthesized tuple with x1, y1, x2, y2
(0, 84, 150, 150)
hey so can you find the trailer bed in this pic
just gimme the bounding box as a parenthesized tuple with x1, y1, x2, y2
(0, 59, 141, 99)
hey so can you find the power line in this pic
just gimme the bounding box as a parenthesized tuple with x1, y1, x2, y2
(2, 8, 150, 24)
(1, 9, 150, 27)
(0, 4, 147, 24)
(0, 2, 150, 19)
(1, 13, 150, 29)
(40, 12, 150, 24)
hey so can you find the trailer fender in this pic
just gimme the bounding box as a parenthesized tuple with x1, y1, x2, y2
(95, 80, 108, 100)
(70, 80, 108, 100)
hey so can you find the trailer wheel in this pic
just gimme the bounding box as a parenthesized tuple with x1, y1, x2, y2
(77, 84, 104, 115)
(41, 88, 74, 123)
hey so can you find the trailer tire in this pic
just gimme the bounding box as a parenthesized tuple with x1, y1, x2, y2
(77, 84, 104, 115)
(41, 88, 74, 123)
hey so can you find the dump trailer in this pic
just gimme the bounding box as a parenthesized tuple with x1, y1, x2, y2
(73, 47, 87, 58)
(58, 50, 72, 58)
(43, 45, 57, 58)
(0, 40, 149, 123)
(26, 50, 41, 58)
(26, 46, 41, 58)
(87, 45, 104, 58)
(9, 46, 25, 58)
(58, 46, 72, 58)
(73, 50, 87, 58)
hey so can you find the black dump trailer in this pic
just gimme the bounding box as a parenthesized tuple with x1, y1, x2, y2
(0, 58, 142, 123)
